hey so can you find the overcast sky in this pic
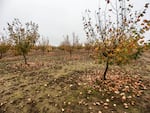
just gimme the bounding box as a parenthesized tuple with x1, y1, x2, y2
(0, 0, 150, 46)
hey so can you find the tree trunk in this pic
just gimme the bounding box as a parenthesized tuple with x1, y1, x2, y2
(0, 52, 2, 59)
(42, 50, 45, 55)
(69, 50, 72, 59)
(103, 57, 109, 80)
(22, 53, 27, 64)
(87, 50, 89, 55)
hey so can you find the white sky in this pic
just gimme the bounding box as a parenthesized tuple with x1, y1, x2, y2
(0, 0, 150, 46)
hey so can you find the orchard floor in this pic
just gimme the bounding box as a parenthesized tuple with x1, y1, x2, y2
(0, 50, 150, 113)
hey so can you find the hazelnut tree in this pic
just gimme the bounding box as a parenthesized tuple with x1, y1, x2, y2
(83, 0, 150, 80)
(7, 18, 39, 64)
(84, 42, 91, 55)
(38, 36, 50, 55)
(0, 35, 10, 59)
(59, 35, 73, 58)
(72, 32, 82, 50)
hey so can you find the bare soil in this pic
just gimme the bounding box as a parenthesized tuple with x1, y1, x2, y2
(0, 51, 150, 113)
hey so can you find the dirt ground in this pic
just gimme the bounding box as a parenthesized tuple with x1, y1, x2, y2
(0, 50, 150, 113)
